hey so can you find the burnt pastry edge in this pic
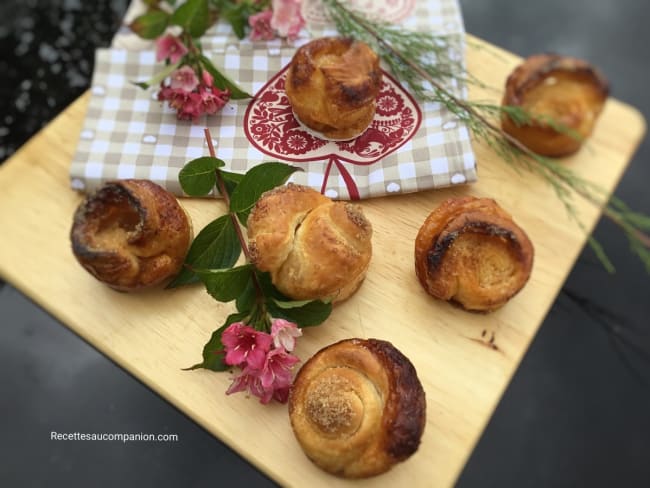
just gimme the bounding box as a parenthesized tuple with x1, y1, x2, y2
(285, 36, 382, 139)
(289, 338, 426, 477)
(504, 53, 609, 107)
(501, 53, 609, 156)
(415, 197, 534, 312)
(70, 179, 192, 291)
(286, 36, 382, 109)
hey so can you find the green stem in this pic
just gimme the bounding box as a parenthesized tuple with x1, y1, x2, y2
(204, 128, 268, 320)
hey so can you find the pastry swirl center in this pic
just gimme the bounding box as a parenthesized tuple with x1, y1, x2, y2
(304, 369, 364, 438)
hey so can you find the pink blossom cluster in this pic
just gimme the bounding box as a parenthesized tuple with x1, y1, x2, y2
(222, 319, 302, 404)
(155, 35, 230, 121)
(249, 0, 305, 42)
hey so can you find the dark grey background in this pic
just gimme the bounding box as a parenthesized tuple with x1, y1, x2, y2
(1, 1, 649, 487)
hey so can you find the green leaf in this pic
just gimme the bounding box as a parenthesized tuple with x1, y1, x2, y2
(167, 214, 241, 288)
(184, 312, 248, 371)
(129, 10, 170, 39)
(131, 60, 181, 90)
(271, 297, 331, 309)
(255, 271, 286, 300)
(267, 298, 332, 327)
(199, 55, 251, 100)
(219, 1, 249, 39)
(171, 0, 210, 38)
(219, 170, 244, 197)
(178, 157, 224, 196)
(229, 163, 302, 223)
(195, 264, 254, 302)
(235, 277, 256, 312)
(211, 0, 255, 39)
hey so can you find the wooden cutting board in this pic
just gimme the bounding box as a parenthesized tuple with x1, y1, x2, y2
(0, 35, 645, 487)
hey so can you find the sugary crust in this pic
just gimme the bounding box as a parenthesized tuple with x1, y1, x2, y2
(414, 196, 534, 312)
(288, 338, 426, 478)
(285, 37, 382, 140)
(70, 179, 192, 291)
(247, 184, 372, 303)
(501, 53, 609, 157)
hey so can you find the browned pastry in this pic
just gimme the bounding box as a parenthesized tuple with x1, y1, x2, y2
(501, 53, 609, 157)
(247, 183, 372, 303)
(70, 179, 192, 291)
(285, 37, 382, 140)
(289, 338, 426, 478)
(414, 196, 534, 312)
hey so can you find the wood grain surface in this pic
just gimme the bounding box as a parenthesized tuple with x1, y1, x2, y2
(0, 36, 645, 487)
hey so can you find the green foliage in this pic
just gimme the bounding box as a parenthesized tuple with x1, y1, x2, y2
(170, 0, 210, 38)
(130, 0, 251, 101)
(218, 170, 245, 196)
(129, 11, 170, 39)
(179, 157, 225, 196)
(131, 60, 181, 91)
(199, 55, 252, 100)
(215, 0, 249, 39)
(268, 299, 333, 327)
(195, 264, 254, 302)
(229, 162, 301, 223)
(167, 215, 241, 287)
(175, 155, 332, 371)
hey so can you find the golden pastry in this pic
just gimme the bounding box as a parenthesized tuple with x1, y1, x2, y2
(501, 53, 609, 157)
(70, 179, 192, 291)
(247, 183, 372, 303)
(285, 36, 382, 140)
(289, 338, 426, 478)
(414, 196, 534, 312)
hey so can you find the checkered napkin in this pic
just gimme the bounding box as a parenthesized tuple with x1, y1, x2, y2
(70, 0, 477, 200)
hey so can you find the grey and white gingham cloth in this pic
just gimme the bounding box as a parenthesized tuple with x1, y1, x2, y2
(70, 0, 477, 200)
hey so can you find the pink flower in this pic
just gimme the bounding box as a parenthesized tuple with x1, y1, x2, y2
(170, 65, 199, 92)
(225, 366, 293, 404)
(271, 0, 305, 41)
(270, 319, 302, 352)
(259, 348, 300, 391)
(226, 349, 299, 404)
(155, 34, 188, 63)
(249, 10, 275, 41)
(158, 66, 231, 121)
(226, 366, 271, 403)
(202, 69, 214, 87)
(221, 323, 273, 370)
(197, 84, 230, 116)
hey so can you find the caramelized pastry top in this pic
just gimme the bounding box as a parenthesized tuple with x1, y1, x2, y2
(289, 338, 426, 478)
(247, 184, 372, 303)
(285, 37, 382, 140)
(70, 179, 192, 291)
(415, 196, 534, 312)
(501, 53, 609, 157)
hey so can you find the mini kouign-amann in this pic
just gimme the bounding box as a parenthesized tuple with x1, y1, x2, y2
(247, 184, 372, 303)
(415, 196, 534, 312)
(501, 53, 609, 157)
(285, 37, 382, 140)
(70, 179, 192, 291)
